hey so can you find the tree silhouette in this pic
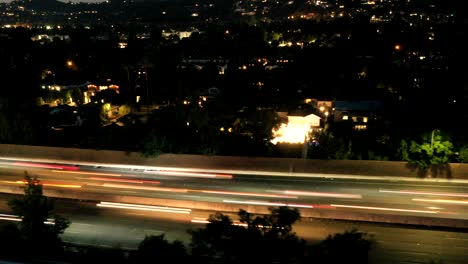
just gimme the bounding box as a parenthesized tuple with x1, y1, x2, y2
(134, 234, 188, 264)
(313, 229, 373, 264)
(8, 172, 70, 258)
(189, 207, 306, 264)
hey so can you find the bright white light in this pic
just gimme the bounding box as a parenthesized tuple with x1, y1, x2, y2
(271, 123, 309, 144)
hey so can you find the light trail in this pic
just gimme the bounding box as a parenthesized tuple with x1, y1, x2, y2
(52, 170, 124, 177)
(201, 190, 297, 199)
(331, 204, 439, 214)
(223, 200, 313, 208)
(412, 198, 468, 205)
(0, 214, 54, 224)
(191, 219, 209, 224)
(89, 177, 160, 184)
(0, 213, 21, 222)
(13, 162, 79, 171)
(97, 201, 192, 214)
(102, 183, 187, 192)
(9, 180, 82, 188)
(144, 170, 232, 179)
(380, 189, 468, 198)
(284, 190, 362, 199)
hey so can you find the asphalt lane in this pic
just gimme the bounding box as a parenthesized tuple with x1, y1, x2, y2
(0, 160, 467, 221)
(0, 196, 466, 264)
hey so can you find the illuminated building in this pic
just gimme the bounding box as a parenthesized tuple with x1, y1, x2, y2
(271, 109, 322, 145)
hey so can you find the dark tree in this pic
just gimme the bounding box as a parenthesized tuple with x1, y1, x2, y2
(134, 234, 188, 264)
(189, 207, 306, 264)
(313, 229, 373, 264)
(8, 172, 70, 258)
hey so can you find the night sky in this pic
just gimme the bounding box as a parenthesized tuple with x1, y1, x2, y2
(0, 0, 108, 3)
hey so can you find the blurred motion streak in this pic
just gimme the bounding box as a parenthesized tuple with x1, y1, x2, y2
(380, 189, 468, 197)
(412, 198, 468, 205)
(223, 199, 313, 208)
(284, 190, 362, 199)
(9, 180, 82, 188)
(13, 162, 79, 171)
(201, 190, 297, 199)
(144, 170, 232, 179)
(97, 201, 191, 214)
(89, 177, 160, 184)
(331, 204, 439, 214)
(102, 183, 187, 192)
(52, 170, 124, 177)
(0, 213, 54, 224)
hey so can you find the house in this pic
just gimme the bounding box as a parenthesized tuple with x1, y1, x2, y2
(333, 100, 384, 130)
(272, 106, 322, 144)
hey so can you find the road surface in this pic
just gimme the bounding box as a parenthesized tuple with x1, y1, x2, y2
(0, 195, 466, 264)
(0, 159, 467, 223)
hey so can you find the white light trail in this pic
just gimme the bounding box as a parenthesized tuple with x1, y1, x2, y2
(0, 214, 54, 224)
(331, 204, 439, 214)
(202, 190, 297, 199)
(284, 190, 362, 199)
(223, 200, 313, 208)
(144, 170, 232, 179)
(97, 202, 192, 214)
(52, 170, 124, 177)
(380, 189, 468, 198)
(412, 198, 468, 205)
(102, 183, 188, 192)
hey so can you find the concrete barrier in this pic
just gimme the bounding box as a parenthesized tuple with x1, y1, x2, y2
(1, 144, 468, 179)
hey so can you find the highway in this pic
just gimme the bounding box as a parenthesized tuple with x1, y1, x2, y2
(0, 195, 466, 264)
(0, 158, 467, 223)
(0, 158, 467, 263)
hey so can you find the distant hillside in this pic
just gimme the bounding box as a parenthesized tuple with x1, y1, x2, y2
(22, 0, 67, 11)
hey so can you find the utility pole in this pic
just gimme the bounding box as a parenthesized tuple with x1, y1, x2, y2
(429, 129, 438, 178)
(431, 129, 438, 152)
